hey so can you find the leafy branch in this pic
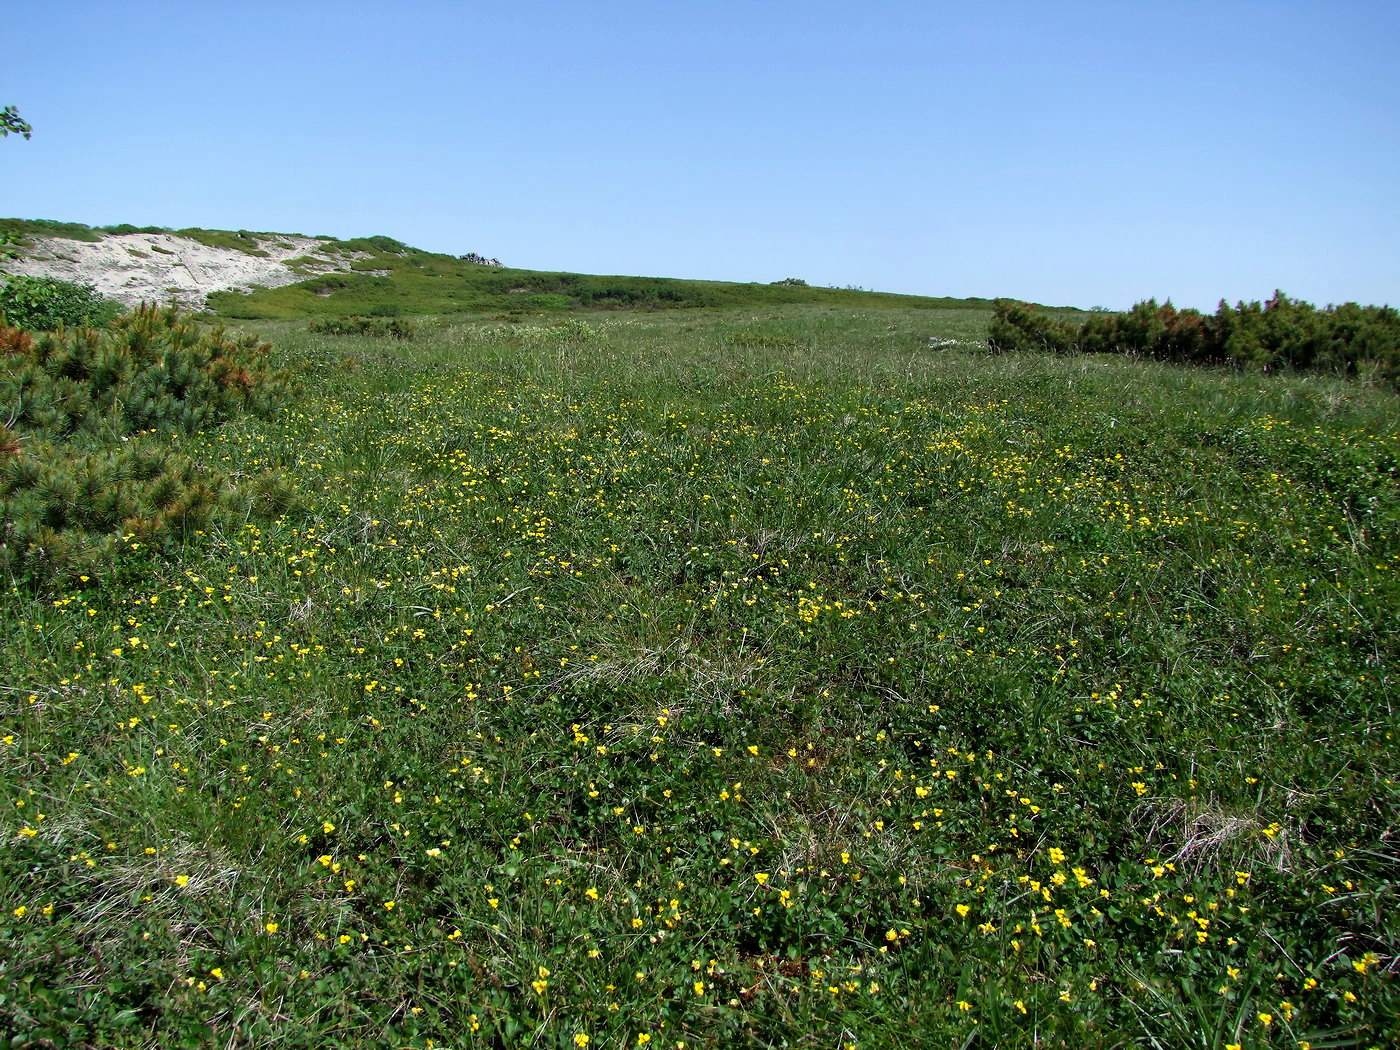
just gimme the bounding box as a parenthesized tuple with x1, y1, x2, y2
(1, 105, 32, 140)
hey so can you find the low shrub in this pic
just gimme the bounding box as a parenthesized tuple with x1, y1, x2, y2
(0, 305, 299, 585)
(338, 234, 408, 255)
(988, 292, 1400, 387)
(0, 275, 122, 331)
(309, 315, 416, 339)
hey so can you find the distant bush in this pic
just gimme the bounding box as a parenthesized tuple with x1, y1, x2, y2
(174, 228, 275, 255)
(771, 277, 808, 287)
(339, 235, 408, 255)
(0, 305, 299, 585)
(459, 252, 504, 267)
(309, 316, 416, 339)
(299, 273, 392, 295)
(0, 217, 105, 243)
(97, 223, 173, 236)
(988, 293, 1400, 387)
(0, 275, 122, 331)
(367, 302, 403, 317)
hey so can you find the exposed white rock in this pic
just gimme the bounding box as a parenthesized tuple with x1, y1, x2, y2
(0, 231, 365, 309)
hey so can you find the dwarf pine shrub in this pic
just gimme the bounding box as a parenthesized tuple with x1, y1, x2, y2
(0, 305, 298, 585)
(988, 293, 1400, 387)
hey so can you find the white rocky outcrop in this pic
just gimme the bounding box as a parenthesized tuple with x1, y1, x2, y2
(0, 231, 365, 309)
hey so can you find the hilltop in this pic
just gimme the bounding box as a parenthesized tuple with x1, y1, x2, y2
(0, 218, 1005, 320)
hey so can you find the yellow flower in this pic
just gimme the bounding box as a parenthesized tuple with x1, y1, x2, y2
(12, 905, 26, 918)
(209, 968, 224, 980)
(173, 875, 190, 887)
(265, 921, 279, 933)
(754, 873, 769, 885)
(693, 981, 705, 996)
(956, 904, 970, 917)
(532, 979, 548, 995)
(322, 822, 336, 834)
(885, 929, 899, 942)
(1014, 1000, 1027, 1014)
(585, 887, 599, 900)
(1257, 1012, 1272, 1027)
(637, 1036, 651, 1046)
(574, 1036, 590, 1048)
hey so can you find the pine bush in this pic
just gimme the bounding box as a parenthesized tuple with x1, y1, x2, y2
(0, 305, 299, 585)
(988, 293, 1400, 387)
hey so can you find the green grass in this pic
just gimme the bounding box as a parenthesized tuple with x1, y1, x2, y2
(2, 306, 1396, 1048)
(206, 245, 1010, 321)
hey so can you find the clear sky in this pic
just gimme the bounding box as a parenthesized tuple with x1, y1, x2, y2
(3, 0, 1397, 309)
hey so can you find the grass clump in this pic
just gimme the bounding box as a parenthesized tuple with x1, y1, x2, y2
(0, 305, 297, 584)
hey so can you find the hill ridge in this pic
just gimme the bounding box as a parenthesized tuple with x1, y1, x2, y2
(1, 218, 999, 319)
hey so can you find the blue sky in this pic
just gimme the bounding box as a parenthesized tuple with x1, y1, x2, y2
(3, 0, 1397, 309)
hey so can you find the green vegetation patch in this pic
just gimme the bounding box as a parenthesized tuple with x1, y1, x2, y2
(990, 293, 1400, 388)
(173, 228, 281, 256)
(0, 307, 1394, 1046)
(0, 275, 122, 331)
(0, 218, 174, 245)
(0, 306, 298, 585)
(308, 315, 416, 339)
(208, 249, 1002, 321)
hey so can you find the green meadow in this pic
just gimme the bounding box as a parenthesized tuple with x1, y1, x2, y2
(2, 305, 1397, 1048)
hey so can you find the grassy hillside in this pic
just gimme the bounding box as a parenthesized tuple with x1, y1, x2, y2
(1, 217, 1024, 319)
(2, 305, 1396, 1047)
(206, 245, 999, 320)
